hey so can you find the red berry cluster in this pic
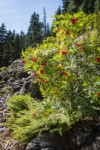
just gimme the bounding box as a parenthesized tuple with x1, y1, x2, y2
(62, 51, 68, 55)
(41, 61, 46, 66)
(70, 18, 78, 25)
(30, 57, 37, 62)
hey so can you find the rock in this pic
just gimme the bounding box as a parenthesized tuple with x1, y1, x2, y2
(0, 127, 5, 134)
(26, 119, 100, 150)
(80, 131, 100, 149)
(0, 59, 42, 102)
(26, 133, 69, 150)
(0, 73, 2, 80)
(0, 59, 42, 150)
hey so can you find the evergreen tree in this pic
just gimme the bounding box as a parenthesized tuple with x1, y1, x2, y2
(19, 30, 26, 50)
(62, 0, 70, 13)
(3, 30, 14, 65)
(69, 0, 83, 13)
(14, 34, 21, 59)
(95, 0, 100, 12)
(7, 30, 19, 63)
(43, 7, 47, 39)
(43, 8, 51, 39)
(0, 23, 7, 67)
(46, 23, 51, 37)
(79, 0, 96, 14)
(27, 12, 43, 47)
(56, 6, 62, 15)
(62, 0, 99, 14)
(0, 25, 25, 67)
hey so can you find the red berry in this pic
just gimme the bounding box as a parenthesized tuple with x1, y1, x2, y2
(41, 61, 46, 66)
(96, 58, 100, 62)
(55, 29, 58, 32)
(41, 79, 48, 83)
(23, 60, 26, 63)
(40, 69, 44, 74)
(54, 91, 58, 94)
(33, 72, 37, 77)
(70, 18, 78, 25)
(62, 51, 68, 55)
(66, 31, 70, 36)
(30, 57, 37, 62)
(97, 92, 100, 97)
(61, 71, 68, 76)
(76, 43, 82, 47)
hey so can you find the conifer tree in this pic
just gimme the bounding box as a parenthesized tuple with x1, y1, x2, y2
(27, 12, 43, 47)
(43, 7, 47, 39)
(56, 6, 62, 15)
(20, 31, 26, 50)
(62, 0, 99, 14)
(0, 23, 7, 67)
(14, 34, 21, 59)
(95, 0, 100, 12)
(4, 30, 14, 65)
(43, 8, 51, 38)
(0, 26, 26, 67)
(69, 0, 83, 13)
(46, 23, 51, 37)
(62, 0, 70, 13)
(79, 0, 96, 14)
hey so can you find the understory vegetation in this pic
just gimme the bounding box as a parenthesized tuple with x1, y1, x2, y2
(6, 12, 100, 143)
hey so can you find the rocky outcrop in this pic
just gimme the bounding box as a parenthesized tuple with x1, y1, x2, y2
(0, 59, 42, 149)
(26, 119, 100, 150)
(0, 59, 42, 101)
(0, 59, 100, 150)
(26, 133, 69, 150)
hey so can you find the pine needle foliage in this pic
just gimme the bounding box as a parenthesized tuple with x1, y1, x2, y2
(7, 94, 82, 142)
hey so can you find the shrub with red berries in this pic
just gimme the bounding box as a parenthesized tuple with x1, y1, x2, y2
(22, 12, 99, 133)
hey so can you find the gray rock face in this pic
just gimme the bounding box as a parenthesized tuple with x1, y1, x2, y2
(0, 59, 42, 101)
(0, 59, 42, 149)
(26, 119, 100, 150)
(26, 133, 69, 150)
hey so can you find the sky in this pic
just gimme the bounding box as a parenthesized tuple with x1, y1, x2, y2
(0, 0, 62, 33)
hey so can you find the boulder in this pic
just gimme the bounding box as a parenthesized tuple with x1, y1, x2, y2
(0, 59, 42, 101)
(26, 133, 69, 150)
(26, 119, 100, 150)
